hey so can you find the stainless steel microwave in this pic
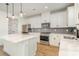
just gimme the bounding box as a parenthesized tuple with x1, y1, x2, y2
(41, 23, 50, 28)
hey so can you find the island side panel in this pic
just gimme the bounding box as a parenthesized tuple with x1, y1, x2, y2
(3, 40, 29, 56)
(27, 37, 37, 56)
(3, 36, 38, 56)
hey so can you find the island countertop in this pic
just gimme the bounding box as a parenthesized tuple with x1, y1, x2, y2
(1, 33, 38, 43)
(2, 33, 39, 56)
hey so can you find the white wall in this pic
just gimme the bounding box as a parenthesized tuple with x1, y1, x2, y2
(0, 11, 8, 45)
(24, 10, 67, 28)
(27, 15, 41, 28)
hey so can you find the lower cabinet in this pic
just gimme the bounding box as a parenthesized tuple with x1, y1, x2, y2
(49, 34, 62, 47)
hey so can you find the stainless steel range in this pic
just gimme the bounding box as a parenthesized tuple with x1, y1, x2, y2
(40, 32, 50, 45)
(40, 23, 50, 45)
(40, 32, 50, 41)
(77, 30, 79, 38)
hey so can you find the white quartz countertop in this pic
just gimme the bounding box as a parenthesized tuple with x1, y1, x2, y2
(59, 38, 79, 56)
(50, 33, 75, 36)
(1, 33, 37, 43)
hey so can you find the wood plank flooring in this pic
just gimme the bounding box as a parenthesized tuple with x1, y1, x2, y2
(0, 46, 9, 56)
(36, 43, 59, 56)
(0, 43, 59, 56)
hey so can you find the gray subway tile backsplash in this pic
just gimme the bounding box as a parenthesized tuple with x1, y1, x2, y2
(29, 27, 76, 35)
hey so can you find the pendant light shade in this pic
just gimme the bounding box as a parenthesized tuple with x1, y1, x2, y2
(6, 3, 9, 20)
(20, 12, 23, 17)
(20, 3, 23, 17)
(12, 3, 15, 19)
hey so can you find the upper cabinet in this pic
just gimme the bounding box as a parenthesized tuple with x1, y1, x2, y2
(29, 12, 51, 28)
(41, 12, 50, 23)
(67, 6, 76, 27)
(50, 10, 67, 28)
(58, 11, 68, 27)
(50, 13, 58, 28)
(28, 15, 41, 28)
(26, 6, 77, 28)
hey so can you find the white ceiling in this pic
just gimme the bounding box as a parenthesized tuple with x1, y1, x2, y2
(0, 3, 73, 17)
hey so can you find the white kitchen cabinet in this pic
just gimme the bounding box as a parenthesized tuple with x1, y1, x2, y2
(50, 10, 67, 28)
(58, 11, 68, 27)
(49, 34, 62, 47)
(41, 12, 50, 23)
(67, 6, 76, 27)
(28, 16, 41, 28)
(50, 14, 58, 28)
(26, 11, 68, 28)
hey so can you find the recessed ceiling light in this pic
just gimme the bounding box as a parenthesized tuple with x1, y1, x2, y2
(45, 6, 48, 9)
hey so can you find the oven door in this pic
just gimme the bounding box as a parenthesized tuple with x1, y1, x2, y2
(40, 36, 49, 41)
(77, 30, 79, 38)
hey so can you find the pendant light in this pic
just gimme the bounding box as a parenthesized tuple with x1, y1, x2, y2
(12, 3, 15, 19)
(6, 3, 9, 20)
(20, 3, 23, 17)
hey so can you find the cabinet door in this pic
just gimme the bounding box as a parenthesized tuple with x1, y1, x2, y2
(50, 11, 67, 28)
(58, 11, 68, 27)
(52, 35, 60, 47)
(41, 12, 50, 23)
(28, 38, 37, 56)
(49, 37, 54, 45)
(67, 6, 76, 27)
(49, 34, 60, 47)
(29, 16, 41, 28)
(50, 14, 58, 28)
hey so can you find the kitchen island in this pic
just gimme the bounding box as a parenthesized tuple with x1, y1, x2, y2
(1, 33, 38, 56)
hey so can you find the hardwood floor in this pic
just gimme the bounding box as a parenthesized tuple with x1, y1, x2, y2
(0, 46, 9, 56)
(0, 43, 59, 56)
(36, 43, 59, 56)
